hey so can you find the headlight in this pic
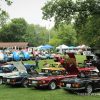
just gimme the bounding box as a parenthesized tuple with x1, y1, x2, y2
(32, 80, 38, 84)
(38, 80, 46, 84)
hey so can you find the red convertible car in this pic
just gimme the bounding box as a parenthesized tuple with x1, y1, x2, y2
(28, 67, 77, 90)
(28, 53, 97, 90)
(28, 66, 97, 90)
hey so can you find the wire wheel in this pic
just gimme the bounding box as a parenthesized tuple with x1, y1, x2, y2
(23, 80, 28, 88)
(86, 85, 93, 94)
(0, 78, 2, 85)
(49, 81, 57, 90)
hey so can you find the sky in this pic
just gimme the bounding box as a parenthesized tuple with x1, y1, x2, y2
(1, 0, 54, 29)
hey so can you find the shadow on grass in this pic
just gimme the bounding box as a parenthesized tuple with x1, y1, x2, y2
(29, 86, 61, 92)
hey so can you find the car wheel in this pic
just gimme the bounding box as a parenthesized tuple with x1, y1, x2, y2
(49, 81, 57, 90)
(22, 80, 28, 88)
(85, 85, 93, 94)
(0, 78, 3, 85)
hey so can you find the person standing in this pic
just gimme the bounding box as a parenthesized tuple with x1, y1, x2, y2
(35, 55, 39, 69)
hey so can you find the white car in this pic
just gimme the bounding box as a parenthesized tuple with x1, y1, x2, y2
(0, 62, 27, 84)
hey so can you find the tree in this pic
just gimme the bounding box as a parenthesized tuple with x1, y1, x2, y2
(0, 18, 28, 42)
(42, 0, 100, 46)
(0, 0, 12, 27)
(10, 18, 28, 41)
(57, 24, 77, 45)
(78, 14, 100, 46)
(49, 24, 77, 46)
(23, 24, 49, 46)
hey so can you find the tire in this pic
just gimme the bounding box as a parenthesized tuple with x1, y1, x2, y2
(49, 81, 57, 90)
(85, 85, 93, 94)
(22, 80, 28, 88)
(0, 78, 3, 85)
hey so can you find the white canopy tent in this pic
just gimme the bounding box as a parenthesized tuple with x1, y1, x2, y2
(56, 44, 69, 49)
(76, 45, 91, 49)
(56, 44, 69, 54)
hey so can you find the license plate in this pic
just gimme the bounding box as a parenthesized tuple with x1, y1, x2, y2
(7, 79, 10, 83)
(66, 84, 71, 88)
(32, 81, 37, 84)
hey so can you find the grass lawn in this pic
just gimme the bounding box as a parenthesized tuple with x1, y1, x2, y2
(0, 85, 100, 100)
(0, 55, 100, 100)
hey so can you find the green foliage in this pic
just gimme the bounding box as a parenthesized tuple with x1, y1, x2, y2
(49, 37, 62, 46)
(0, 18, 28, 42)
(42, 0, 75, 26)
(0, 17, 50, 46)
(42, 0, 100, 46)
(23, 24, 49, 46)
(0, 0, 12, 27)
(0, 11, 9, 27)
(57, 24, 77, 45)
(77, 14, 100, 46)
(5, 0, 12, 5)
(49, 24, 77, 46)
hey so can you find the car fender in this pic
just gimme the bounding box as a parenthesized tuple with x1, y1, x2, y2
(48, 79, 57, 85)
(85, 81, 94, 89)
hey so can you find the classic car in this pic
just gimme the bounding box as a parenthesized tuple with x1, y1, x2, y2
(3, 62, 37, 87)
(28, 52, 98, 90)
(60, 69, 100, 94)
(0, 64, 19, 84)
(45, 54, 54, 59)
(43, 62, 62, 68)
(38, 54, 47, 60)
(28, 67, 77, 90)
(3, 70, 38, 87)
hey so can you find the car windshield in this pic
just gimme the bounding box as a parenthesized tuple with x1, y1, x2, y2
(0, 69, 3, 73)
(1, 65, 18, 73)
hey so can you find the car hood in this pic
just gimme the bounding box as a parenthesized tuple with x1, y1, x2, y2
(6, 75, 21, 78)
(1, 71, 27, 78)
(62, 77, 82, 83)
(0, 71, 19, 77)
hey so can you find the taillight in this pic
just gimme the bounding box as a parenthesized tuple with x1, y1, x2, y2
(28, 80, 32, 84)
(60, 82, 64, 86)
(11, 79, 16, 82)
(72, 83, 80, 88)
(10, 79, 16, 84)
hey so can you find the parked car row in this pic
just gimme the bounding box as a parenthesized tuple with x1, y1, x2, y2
(0, 50, 54, 63)
(0, 50, 35, 62)
(0, 51, 100, 94)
